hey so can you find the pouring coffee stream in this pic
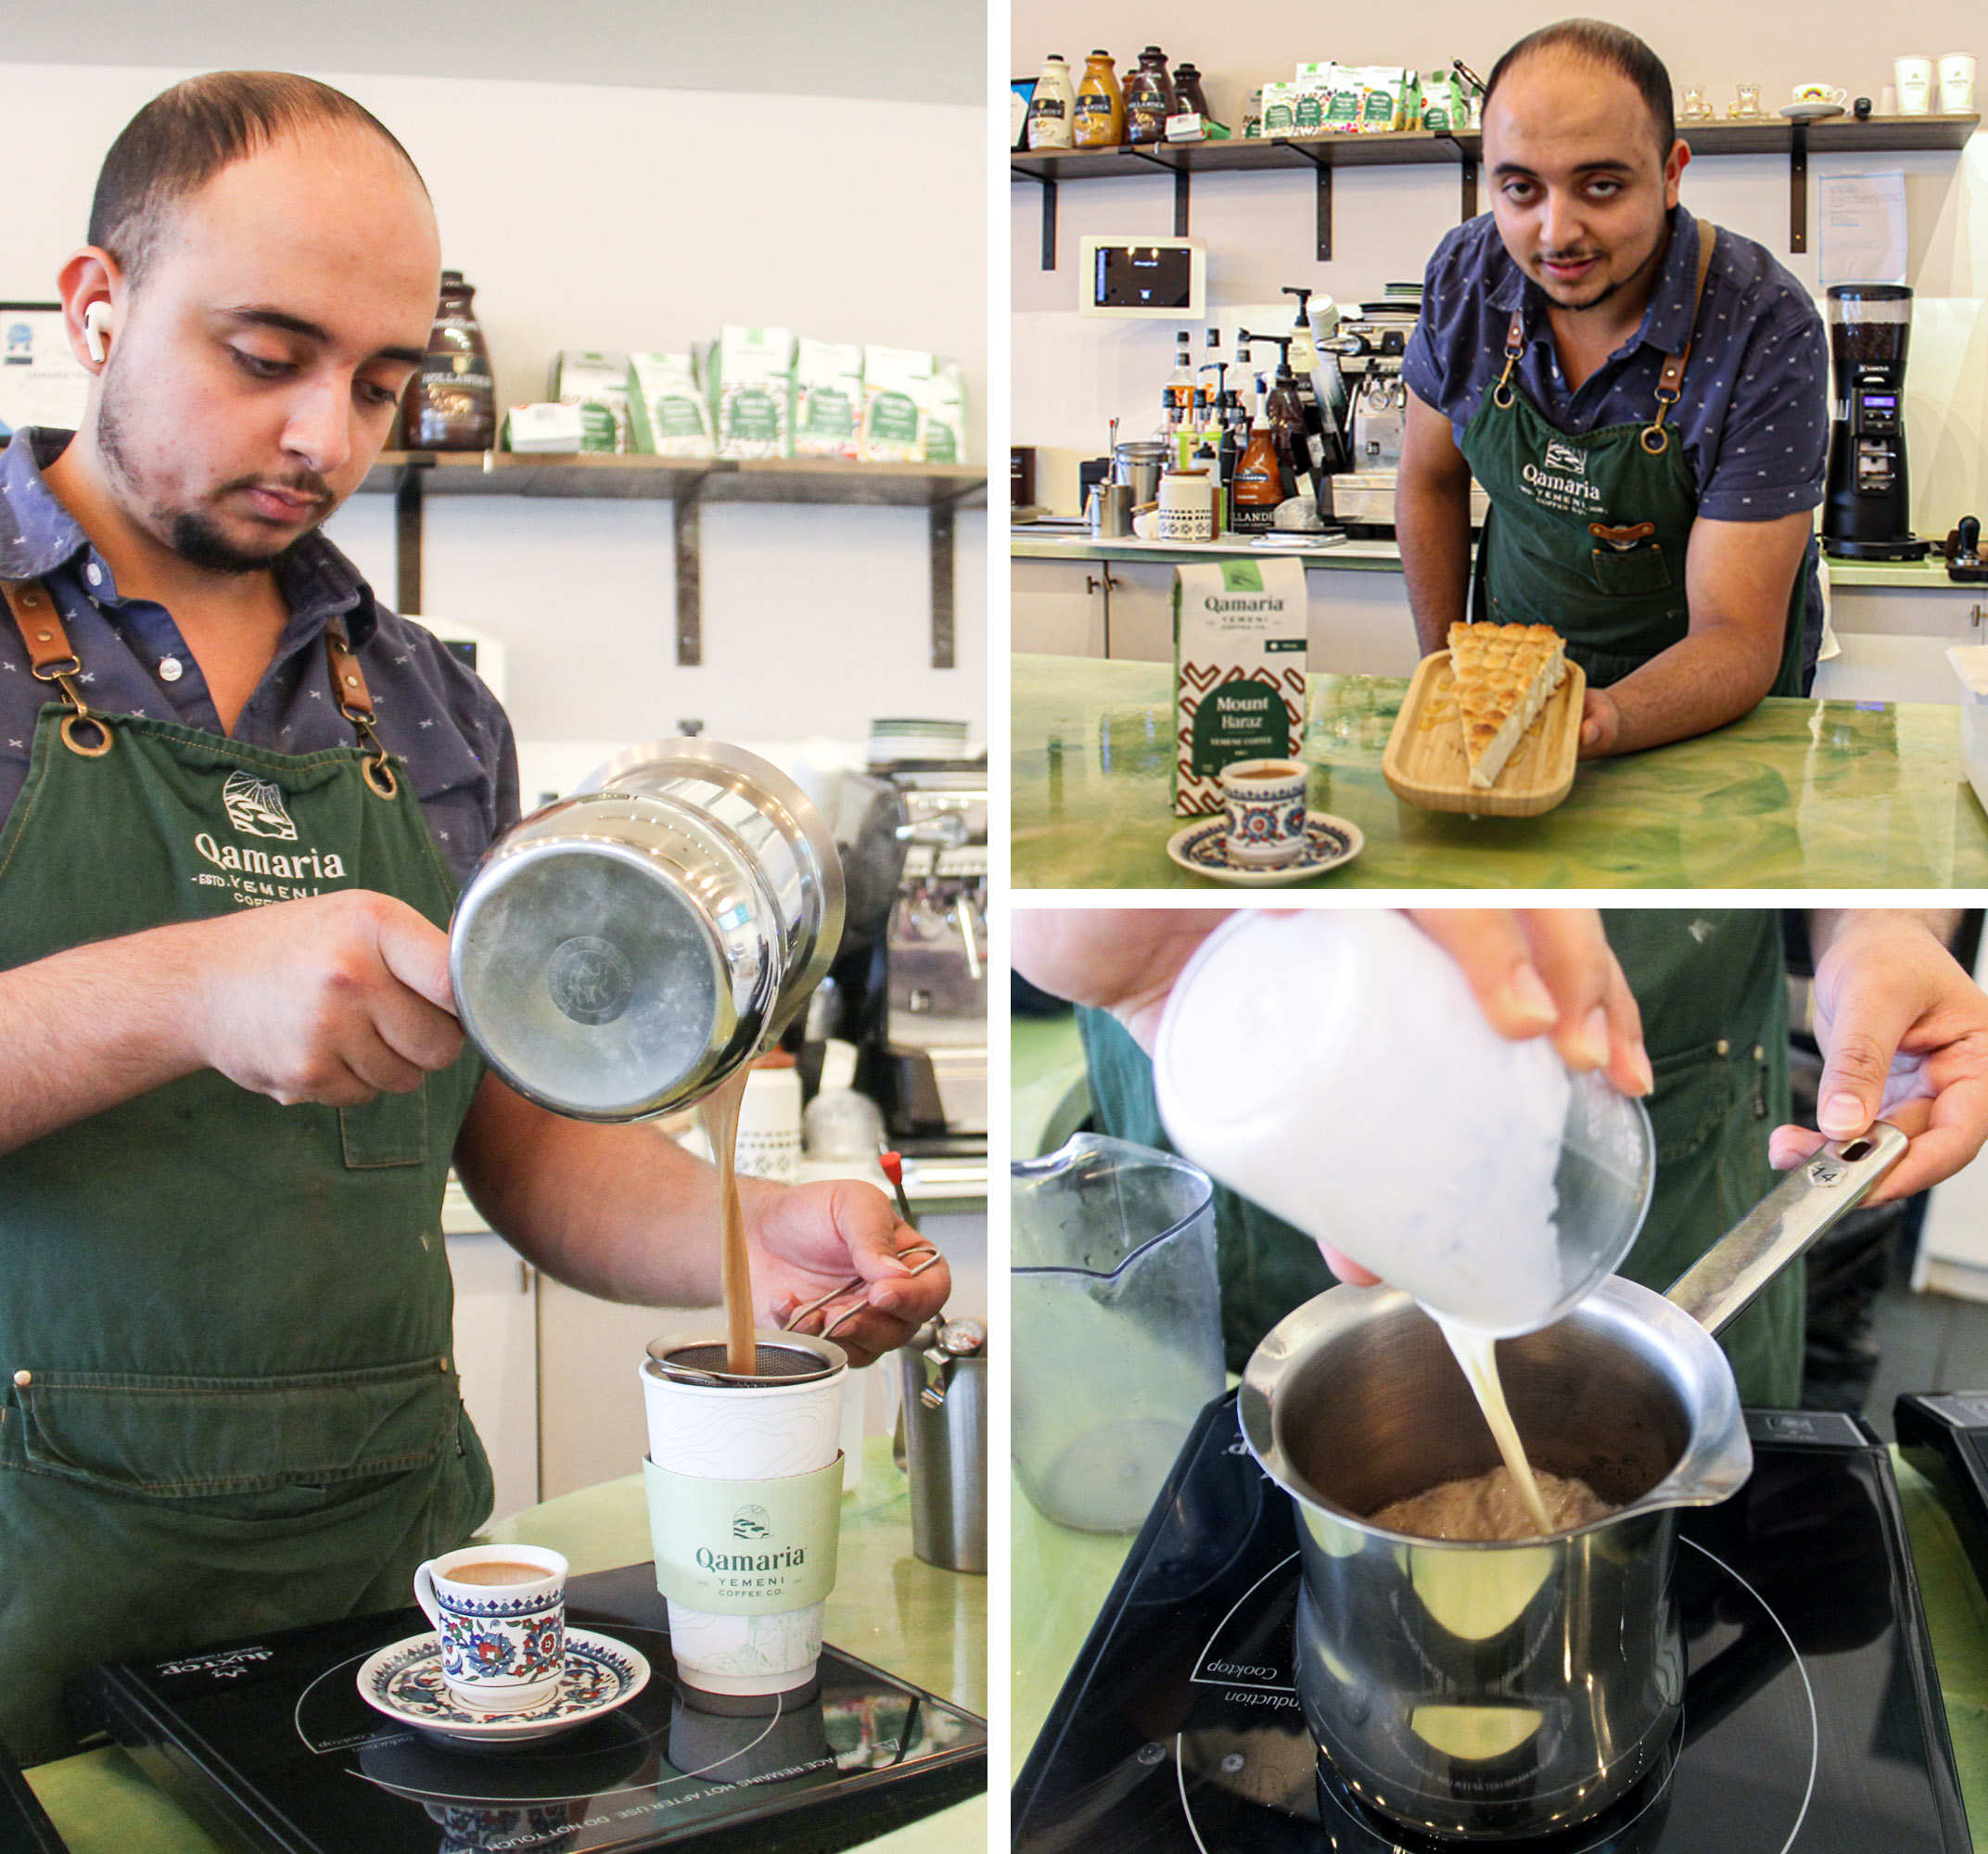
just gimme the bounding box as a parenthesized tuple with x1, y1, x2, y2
(698, 1066, 757, 1378)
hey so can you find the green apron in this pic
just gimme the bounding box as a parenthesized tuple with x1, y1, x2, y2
(1077, 909, 1799, 1405)
(0, 582, 491, 1763)
(1459, 221, 1805, 697)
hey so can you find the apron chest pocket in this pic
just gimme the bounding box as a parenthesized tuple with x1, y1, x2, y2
(11, 1360, 459, 1498)
(339, 1080, 429, 1169)
(1590, 542, 1673, 598)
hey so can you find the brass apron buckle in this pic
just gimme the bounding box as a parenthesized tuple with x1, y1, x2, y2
(33, 660, 112, 758)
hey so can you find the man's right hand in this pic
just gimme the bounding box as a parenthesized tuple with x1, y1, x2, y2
(190, 891, 462, 1106)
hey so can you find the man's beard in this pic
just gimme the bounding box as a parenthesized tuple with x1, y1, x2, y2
(96, 364, 328, 576)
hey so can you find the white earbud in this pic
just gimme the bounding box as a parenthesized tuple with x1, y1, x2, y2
(83, 301, 111, 365)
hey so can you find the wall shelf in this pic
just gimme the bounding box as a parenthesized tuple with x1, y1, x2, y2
(1013, 114, 1981, 265)
(357, 451, 987, 668)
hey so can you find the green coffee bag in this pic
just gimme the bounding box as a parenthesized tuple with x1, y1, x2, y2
(627, 352, 715, 457)
(793, 338, 864, 459)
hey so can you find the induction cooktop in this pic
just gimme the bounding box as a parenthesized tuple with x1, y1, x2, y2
(83, 1563, 986, 1854)
(1013, 1394, 1969, 1853)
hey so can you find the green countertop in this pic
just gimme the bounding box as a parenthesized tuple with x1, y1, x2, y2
(28, 1436, 986, 1852)
(1012, 1452, 1988, 1844)
(1012, 653, 1988, 889)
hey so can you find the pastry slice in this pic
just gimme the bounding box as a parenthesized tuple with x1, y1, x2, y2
(1447, 623, 1568, 790)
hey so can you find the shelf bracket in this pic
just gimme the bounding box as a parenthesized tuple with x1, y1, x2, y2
(1174, 166, 1192, 237)
(393, 461, 426, 614)
(1789, 122, 1808, 253)
(1316, 159, 1332, 260)
(674, 478, 703, 666)
(1461, 158, 1478, 222)
(1026, 171, 1058, 271)
(930, 499, 957, 668)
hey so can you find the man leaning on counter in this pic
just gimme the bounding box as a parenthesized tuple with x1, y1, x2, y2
(1400, 19, 1828, 759)
(0, 71, 948, 1766)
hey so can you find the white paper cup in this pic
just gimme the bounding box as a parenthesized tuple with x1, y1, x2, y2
(641, 1333, 846, 1696)
(1894, 56, 1934, 113)
(1939, 54, 1976, 114)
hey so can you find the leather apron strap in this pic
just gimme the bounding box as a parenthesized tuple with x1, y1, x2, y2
(0, 579, 399, 795)
(0, 578, 110, 757)
(1640, 220, 1720, 456)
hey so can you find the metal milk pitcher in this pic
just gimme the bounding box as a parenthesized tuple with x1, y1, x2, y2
(450, 739, 843, 1121)
(1240, 1125, 1905, 1841)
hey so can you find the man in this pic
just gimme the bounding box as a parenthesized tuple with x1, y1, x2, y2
(1012, 910, 1988, 1405)
(0, 73, 946, 1763)
(1398, 20, 1829, 756)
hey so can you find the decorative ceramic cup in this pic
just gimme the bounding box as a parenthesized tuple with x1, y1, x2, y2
(641, 1333, 847, 1697)
(413, 1544, 568, 1713)
(1793, 83, 1846, 105)
(1894, 56, 1935, 113)
(1939, 55, 1976, 114)
(1158, 471, 1215, 542)
(1219, 758, 1309, 868)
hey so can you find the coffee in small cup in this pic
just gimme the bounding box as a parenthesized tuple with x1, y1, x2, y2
(1218, 758, 1309, 868)
(448, 1559, 551, 1586)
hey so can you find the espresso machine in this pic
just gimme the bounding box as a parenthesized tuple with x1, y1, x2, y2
(1823, 283, 1931, 561)
(1319, 292, 1488, 534)
(817, 762, 988, 1153)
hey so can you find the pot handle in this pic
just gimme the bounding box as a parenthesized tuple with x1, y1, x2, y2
(1664, 1122, 1907, 1338)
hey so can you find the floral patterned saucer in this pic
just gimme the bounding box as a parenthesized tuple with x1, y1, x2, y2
(357, 1628, 651, 1746)
(1166, 813, 1364, 886)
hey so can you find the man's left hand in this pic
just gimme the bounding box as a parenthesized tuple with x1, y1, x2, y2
(1577, 685, 1621, 757)
(749, 1179, 949, 1367)
(1769, 913, 1988, 1203)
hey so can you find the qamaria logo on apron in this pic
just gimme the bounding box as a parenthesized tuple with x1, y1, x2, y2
(1522, 437, 1604, 515)
(222, 771, 298, 841)
(191, 770, 348, 905)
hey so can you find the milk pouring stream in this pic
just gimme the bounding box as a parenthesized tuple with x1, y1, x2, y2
(1153, 911, 1653, 1534)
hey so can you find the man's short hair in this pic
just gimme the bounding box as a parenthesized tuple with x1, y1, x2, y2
(1483, 19, 1676, 161)
(89, 70, 427, 286)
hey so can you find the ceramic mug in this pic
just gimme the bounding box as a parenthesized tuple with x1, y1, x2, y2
(1894, 56, 1934, 114)
(1939, 54, 1976, 114)
(1792, 83, 1846, 105)
(413, 1544, 568, 1713)
(1158, 471, 1215, 543)
(1220, 759, 1309, 868)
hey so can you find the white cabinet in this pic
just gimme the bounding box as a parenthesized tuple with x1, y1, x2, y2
(1816, 584, 1988, 705)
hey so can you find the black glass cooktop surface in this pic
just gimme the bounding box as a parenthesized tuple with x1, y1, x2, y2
(1014, 1395, 1968, 1853)
(83, 1563, 985, 1854)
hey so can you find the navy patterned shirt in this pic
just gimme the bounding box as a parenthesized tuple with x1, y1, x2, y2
(0, 430, 518, 889)
(1403, 204, 1829, 522)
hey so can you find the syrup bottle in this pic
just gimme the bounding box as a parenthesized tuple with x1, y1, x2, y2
(404, 271, 495, 451)
(1073, 50, 1126, 147)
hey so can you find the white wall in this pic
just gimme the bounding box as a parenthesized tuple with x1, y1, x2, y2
(1013, 1, 1987, 537)
(0, 60, 988, 750)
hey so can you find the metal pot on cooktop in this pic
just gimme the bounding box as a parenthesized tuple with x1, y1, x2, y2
(450, 738, 843, 1121)
(1240, 1124, 1905, 1843)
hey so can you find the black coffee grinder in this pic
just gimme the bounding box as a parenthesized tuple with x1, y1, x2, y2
(1823, 283, 1931, 561)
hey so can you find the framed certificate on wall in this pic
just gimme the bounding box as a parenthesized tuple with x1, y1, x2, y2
(0, 305, 88, 438)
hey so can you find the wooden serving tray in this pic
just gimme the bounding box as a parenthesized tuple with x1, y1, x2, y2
(1382, 650, 1587, 817)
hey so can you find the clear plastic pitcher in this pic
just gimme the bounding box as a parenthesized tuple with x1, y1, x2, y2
(1011, 1134, 1223, 1532)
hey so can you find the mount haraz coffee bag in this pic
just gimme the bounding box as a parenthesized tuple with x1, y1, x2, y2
(860, 346, 932, 463)
(549, 349, 631, 452)
(1173, 558, 1308, 816)
(627, 351, 715, 458)
(711, 326, 795, 459)
(793, 338, 864, 459)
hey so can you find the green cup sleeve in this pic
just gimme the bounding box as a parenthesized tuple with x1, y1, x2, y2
(644, 1453, 844, 1614)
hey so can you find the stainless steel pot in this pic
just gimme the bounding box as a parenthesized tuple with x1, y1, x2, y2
(1240, 1124, 1906, 1842)
(450, 739, 843, 1121)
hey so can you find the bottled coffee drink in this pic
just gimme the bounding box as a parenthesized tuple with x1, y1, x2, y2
(404, 271, 496, 451)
